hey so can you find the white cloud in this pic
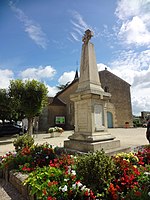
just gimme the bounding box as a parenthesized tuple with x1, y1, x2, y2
(9, 1, 48, 49)
(132, 67, 150, 87)
(58, 71, 75, 85)
(0, 69, 14, 89)
(97, 63, 111, 71)
(45, 84, 59, 97)
(20, 66, 56, 80)
(70, 11, 95, 42)
(115, 0, 150, 46)
(118, 16, 150, 45)
(132, 94, 150, 115)
(115, 0, 143, 20)
(70, 32, 80, 41)
(71, 11, 90, 31)
(0, 66, 57, 97)
(110, 49, 150, 70)
(73, 27, 83, 35)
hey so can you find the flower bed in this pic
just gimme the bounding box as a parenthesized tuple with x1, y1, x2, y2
(0, 144, 150, 199)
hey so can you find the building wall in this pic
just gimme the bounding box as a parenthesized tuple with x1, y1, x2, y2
(39, 102, 66, 131)
(40, 70, 133, 130)
(48, 105, 66, 129)
(57, 81, 78, 129)
(99, 70, 133, 127)
(39, 107, 49, 131)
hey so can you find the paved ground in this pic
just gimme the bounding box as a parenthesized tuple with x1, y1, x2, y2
(0, 127, 148, 156)
(0, 179, 26, 200)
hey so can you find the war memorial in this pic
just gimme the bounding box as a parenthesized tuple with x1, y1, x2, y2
(64, 30, 129, 154)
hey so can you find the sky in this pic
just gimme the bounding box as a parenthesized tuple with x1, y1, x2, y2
(0, 0, 150, 116)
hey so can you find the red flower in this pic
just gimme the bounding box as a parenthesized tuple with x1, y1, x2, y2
(22, 166, 31, 172)
(90, 190, 96, 199)
(133, 167, 140, 175)
(108, 183, 118, 200)
(47, 197, 56, 200)
(21, 147, 31, 155)
(71, 175, 76, 180)
(47, 197, 52, 200)
(135, 191, 141, 196)
(116, 185, 120, 191)
(43, 189, 47, 195)
(48, 181, 58, 187)
(84, 190, 89, 196)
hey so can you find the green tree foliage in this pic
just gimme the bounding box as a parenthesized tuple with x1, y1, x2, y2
(9, 79, 48, 135)
(57, 81, 70, 91)
(0, 89, 10, 123)
(0, 89, 21, 123)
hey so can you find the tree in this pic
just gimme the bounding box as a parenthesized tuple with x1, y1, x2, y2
(57, 82, 70, 91)
(9, 79, 48, 135)
(0, 88, 25, 124)
(0, 89, 11, 124)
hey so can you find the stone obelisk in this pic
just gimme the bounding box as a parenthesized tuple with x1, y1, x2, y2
(64, 30, 121, 153)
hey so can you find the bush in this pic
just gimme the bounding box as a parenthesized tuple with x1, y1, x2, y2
(75, 150, 115, 196)
(13, 133, 34, 152)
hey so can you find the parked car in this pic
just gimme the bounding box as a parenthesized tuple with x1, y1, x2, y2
(0, 123, 23, 136)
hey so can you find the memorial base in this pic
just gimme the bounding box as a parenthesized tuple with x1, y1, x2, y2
(68, 132, 115, 142)
(64, 136, 130, 155)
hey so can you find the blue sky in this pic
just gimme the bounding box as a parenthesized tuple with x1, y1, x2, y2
(0, 0, 150, 116)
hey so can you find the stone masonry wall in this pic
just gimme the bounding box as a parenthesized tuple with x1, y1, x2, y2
(100, 70, 133, 127)
(58, 81, 78, 129)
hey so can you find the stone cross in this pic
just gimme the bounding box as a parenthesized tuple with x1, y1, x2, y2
(82, 29, 94, 44)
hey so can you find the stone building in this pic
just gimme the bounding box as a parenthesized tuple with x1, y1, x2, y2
(39, 68, 133, 131)
(99, 69, 133, 128)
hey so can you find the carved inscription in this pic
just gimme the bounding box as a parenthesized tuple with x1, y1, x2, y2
(94, 104, 103, 131)
(77, 103, 88, 131)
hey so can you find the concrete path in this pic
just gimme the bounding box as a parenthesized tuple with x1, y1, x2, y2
(0, 128, 148, 156)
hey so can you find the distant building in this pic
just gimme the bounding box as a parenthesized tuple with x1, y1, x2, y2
(39, 69, 133, 131)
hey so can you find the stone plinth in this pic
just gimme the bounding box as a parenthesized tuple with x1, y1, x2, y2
(64, 139, 120, 153)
